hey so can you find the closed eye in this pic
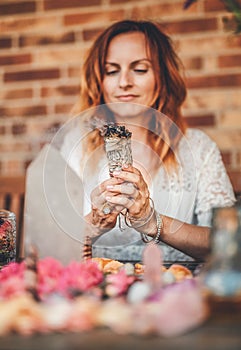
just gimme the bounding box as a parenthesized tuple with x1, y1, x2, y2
(105, 70, 119, 76)
(134, 69, 148, 74)
(105, 63, 120, 76)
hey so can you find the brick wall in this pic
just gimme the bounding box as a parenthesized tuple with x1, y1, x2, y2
(0, 0, 240, 194)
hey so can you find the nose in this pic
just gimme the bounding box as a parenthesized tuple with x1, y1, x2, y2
(119, 70, 133, 88)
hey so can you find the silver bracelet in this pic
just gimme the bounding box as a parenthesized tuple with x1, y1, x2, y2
(154, 211, 163, 243)
(124, 198, 155, 229)
(141, 210, 163, 244)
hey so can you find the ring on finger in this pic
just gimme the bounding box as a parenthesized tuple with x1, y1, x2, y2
(125, 182, 138, 196)
(102, 202, 112, 215)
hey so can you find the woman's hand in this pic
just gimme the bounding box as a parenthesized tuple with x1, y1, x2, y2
(105, 164, 152, 220)
(86, 176, 125, 235)
(86, 164, 153, 237)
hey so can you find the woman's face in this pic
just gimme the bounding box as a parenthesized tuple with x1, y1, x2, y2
(102, 32, 156, 119)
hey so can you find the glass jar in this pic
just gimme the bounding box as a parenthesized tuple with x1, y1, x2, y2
(201, 204, 241, 313)
(0, 209, 16, 267)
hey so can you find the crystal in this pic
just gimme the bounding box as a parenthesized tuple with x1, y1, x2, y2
(24, 144, 86, 265)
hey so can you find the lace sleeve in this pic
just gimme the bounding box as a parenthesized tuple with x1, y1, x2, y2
(195, 138, 236, 226)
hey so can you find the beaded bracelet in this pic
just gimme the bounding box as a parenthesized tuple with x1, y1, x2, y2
(141, 210, 163, 244)
(124, 198, 155, 229)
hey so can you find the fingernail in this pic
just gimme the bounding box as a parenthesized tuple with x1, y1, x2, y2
(106, 185, 113, 190)
(105, 196, 111, 200)
(113, 170, 121, 176)
(122, 164, 129, 169)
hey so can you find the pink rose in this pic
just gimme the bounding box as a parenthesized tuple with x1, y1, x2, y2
(36, 257, 64, 300)
(57, 260, 103, 298)
(0, 262, 25, 282)
(105, 270, 135, 297)
(0, 262, 25, 299)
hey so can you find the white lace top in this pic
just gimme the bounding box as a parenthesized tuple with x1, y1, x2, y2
(60, 127, 235, 262)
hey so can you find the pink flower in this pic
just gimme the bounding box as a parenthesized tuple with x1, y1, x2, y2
(58, 260, 103, 298)
(65, 297, 100, 332)
(152, 280, 209, 337)
(0, 220, 12, 238)
(0, 262, 25, 299)
(0, 262, 24, 281)
(37, 257, 64, 300)
(105, 270, 135, 297)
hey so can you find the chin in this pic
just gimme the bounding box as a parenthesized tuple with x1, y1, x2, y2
(106, 102, 151, 121)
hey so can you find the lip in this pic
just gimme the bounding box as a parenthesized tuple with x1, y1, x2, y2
(116, 94, 139, 102)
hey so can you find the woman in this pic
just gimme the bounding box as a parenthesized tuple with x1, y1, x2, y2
(61, 20, 235, 262)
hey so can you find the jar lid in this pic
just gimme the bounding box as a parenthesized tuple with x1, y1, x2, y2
(0, 209, 16, 219)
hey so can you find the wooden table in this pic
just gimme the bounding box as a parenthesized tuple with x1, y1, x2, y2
(0, 310, 240, 350)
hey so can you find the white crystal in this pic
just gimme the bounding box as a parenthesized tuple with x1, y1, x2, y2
(24, 144, 86, 265)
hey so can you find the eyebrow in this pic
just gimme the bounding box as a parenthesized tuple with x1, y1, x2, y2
(105, 58, 152, 66)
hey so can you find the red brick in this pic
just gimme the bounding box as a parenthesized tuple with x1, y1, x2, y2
(227, 35, 241, 49)
(131, 1, 198, 19)
(0, 53, 31, 66)
(45, 122, 62, 136)
(12, 123, 27, 135)
(227, 170, 241, 195)
(186, 73, 241, 89)
(221, 151, 232, 166)
(4, 69, 60, 83)
(204, 0, 226, 12)
(0, 108, 6, 117)
(41, 85, 79, 97)
(83, 27, 105, 41)
(0, 126, 6, 135)
(0, 37, 12, 49)
(237, 151, 241, 165)
(19, 32, 75, 47)
(54, 103, 73, 114)
(177, 34, 241, 54)
(184, 114, 216, 127)
(0, 105, 47, 117)
(218, 54, 241, 68)
(165, 17, 218, 34)
(24, 159, 32, 171)
(39, 140, 50, 149)
(0, 0, 239, 181)
(68, 66, 81, 78)
(0, 1, 36, 16)
(182, 56, 203, 70)
(64, 10, 125, 26)
(44, 0, 100, 10)
(110, 0, 131, 3)
(0, 142, 29, 153)
(2, 160, 24, 176)
(0, 16, 60, 35)
(222, 16, 240, 33)
(3, 88, 33, 100)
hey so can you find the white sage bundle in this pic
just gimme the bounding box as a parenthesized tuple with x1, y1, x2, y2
(102, 124, 132, 176)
